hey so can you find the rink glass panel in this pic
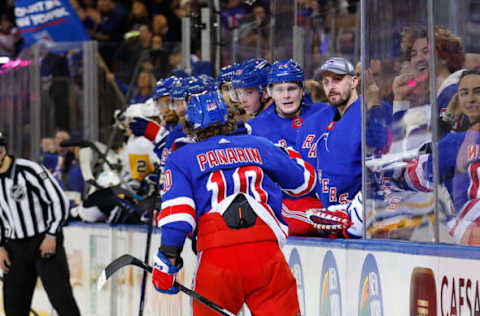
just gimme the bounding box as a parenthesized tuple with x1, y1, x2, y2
(363, 0, 433, 242)
(0, 54, 32, 157)
(363, 0, 480, 246)
(0, 41, 124, 160)
(432, 1, 480, 245)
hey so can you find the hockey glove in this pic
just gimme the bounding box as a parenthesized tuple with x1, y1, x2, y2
(306, 206, 352, 234)
(341, 191, 364, 238)
(306, 191, 365, 238)
(152, 249, 183, 294)
(129, 117, 160, 141)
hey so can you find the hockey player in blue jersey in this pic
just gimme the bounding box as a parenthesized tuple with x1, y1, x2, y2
(231, 58, 272, 116)
(151, 92, 316, 315)
(296, 57, 363, 214)
(156, 76, 210, 165)
(154, 76, 179, 131)
(242, 59, 327, 236)
(217, 64, 237, 105)
(249, 59, 326, 148)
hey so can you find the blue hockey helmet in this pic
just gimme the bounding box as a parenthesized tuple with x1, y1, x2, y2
(267, 59, 304, 86)
(185, 92, 228, 129)
(216, 63, 238, 86)
(170, 78, 188, 100)
(198, 74, 217, 92)
(186, 76, 208, 97)
(153, 76, 177, 99)
(231, 58, 271, 90)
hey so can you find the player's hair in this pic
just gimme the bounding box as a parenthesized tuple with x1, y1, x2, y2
(400, 24, 465, 73)
(183, 106, 239, 141)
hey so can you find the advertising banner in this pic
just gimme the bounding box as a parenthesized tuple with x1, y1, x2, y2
(5, 224, 478, 316)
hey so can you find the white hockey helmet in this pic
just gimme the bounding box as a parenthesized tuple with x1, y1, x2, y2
(142, 98, 161, 118)
(125, 103, 145, 118)
(97, 170, 121, 188)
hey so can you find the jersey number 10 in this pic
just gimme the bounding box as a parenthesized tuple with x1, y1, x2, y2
(207, 166, 268, 208)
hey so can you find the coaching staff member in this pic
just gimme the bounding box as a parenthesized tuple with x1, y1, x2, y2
(0, 132, 80, 315)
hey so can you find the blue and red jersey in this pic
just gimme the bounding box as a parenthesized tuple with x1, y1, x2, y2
(296, 98, 363, 207)
(248, 101, 327, 148)
(157, 134, 316, 249)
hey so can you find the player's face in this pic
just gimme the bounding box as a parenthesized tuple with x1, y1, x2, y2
(321, 72, 357, 107)
(171, 99, 186, 117)
(410, 37, 429, 77)
(220, 82, 232, 102)
(236, 87, 262, 115)
(156, 96, 170, 109)
(458, 74, 480, 123)
(125, 117, 134, 136)
(270, 82, 303, 118)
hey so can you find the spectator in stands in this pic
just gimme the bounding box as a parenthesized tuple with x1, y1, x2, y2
(92, 0, 127, 42)
(91, 0, 128, 67)
(305, 79, 328, 103)
(150, 34, 171, 78)
(0, 14, 20, 58)
(221, 0, 247, 30)
(114, 23, 153, 81)
(151, 12, 181, 43)
(392, 24, 465, 138)
(390, 70, 480, 245)
(70, 0, 100, 34)
(126, 0, 150, 32)
(167, 45, 188, 78)
(54, 130, 70, 157)
(152, 14, 168, 37)
(129, 70, 156, 104)
(152, 34, 163, 50)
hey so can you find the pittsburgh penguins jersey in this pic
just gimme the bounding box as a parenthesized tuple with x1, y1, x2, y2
(296, 98, 362, 207)
(157, 134, 316, 248)
(248, 101, 327, 148)
(123, 136, 159, 182)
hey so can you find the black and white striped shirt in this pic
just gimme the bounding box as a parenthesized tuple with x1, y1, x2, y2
(0, 157, 69, 245)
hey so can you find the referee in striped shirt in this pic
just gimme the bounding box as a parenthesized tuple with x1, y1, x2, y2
(0, 132, 80, 315)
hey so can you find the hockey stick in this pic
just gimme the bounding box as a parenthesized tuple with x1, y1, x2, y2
(138, 182, 158, 316)
(97, 254, 235, 316)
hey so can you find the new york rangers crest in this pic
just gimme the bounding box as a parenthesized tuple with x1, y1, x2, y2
(207, 102, 217, 112)
(292, 117, 304, 128)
